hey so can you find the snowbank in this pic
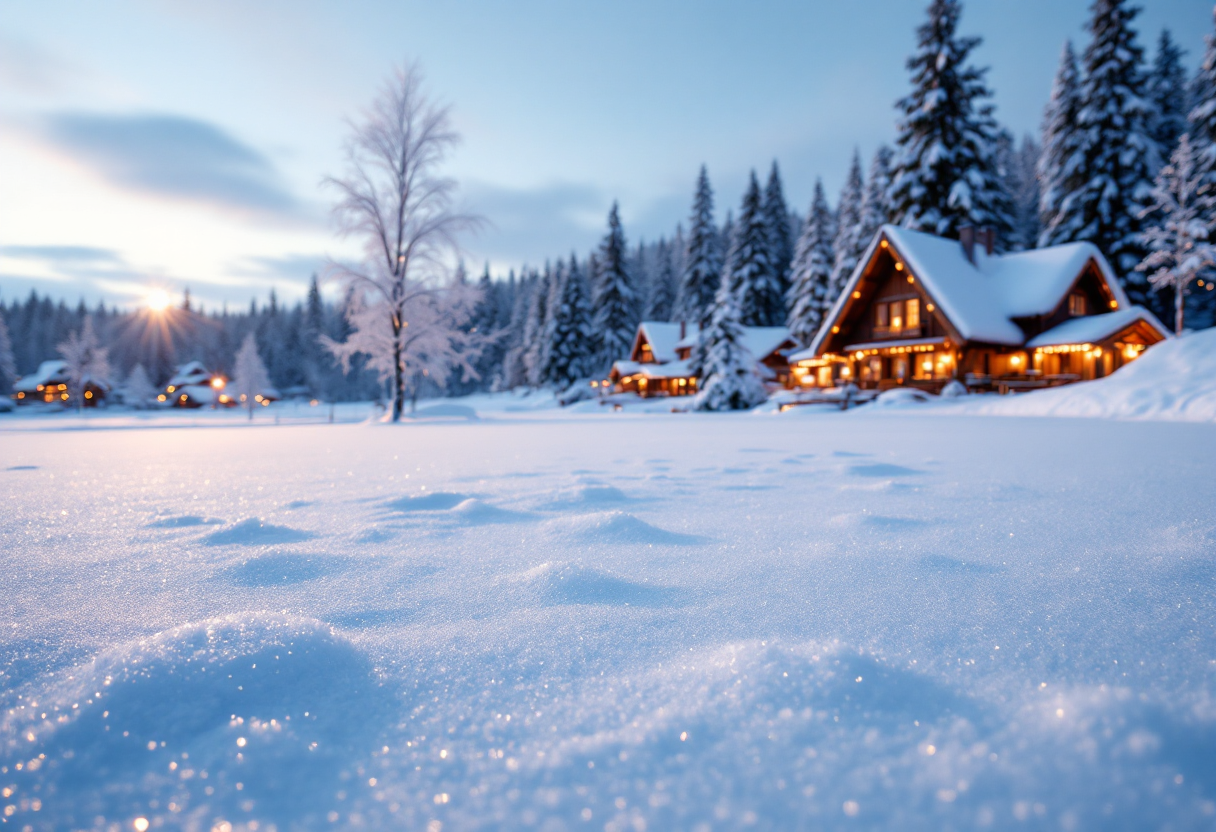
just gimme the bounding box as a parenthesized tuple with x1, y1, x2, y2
(956, 328, 1216, 422)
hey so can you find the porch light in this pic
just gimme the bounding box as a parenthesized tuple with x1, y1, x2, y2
(16, 392, 24, 399)
(1010, 355, 1023, 367)
(1093, 347, 1102, 358)
(255, 394, 264, 402)
(854, 351, 864, 360)
(36, 385, 44, 392)
(167, 385, 175, 393)
(211, 377, 225, 390)
(58, 384, 66, 391)
(60, 392, 68, 400)
(84, 390, 93, 399)
(157, 394, 166, 402)
(179, 394, 187, 402)
(590, 380, 599, 387)
(1109, 300, 1118, 309)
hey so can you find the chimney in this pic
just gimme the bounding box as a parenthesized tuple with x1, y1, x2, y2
(959, 226, 976, 264)
(679, 320, 686, 340)
(980, 226, 995, 256)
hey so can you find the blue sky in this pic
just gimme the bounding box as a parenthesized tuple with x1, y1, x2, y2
(0, 0, 1209, 309)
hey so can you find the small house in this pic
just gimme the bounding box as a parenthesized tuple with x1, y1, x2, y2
(12, 360, 110, 406)
(162, 361, 232, 408)
(610, 321, 796, 397)
(791, 225, 1170, 394)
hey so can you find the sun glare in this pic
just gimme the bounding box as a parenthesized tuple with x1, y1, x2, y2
(146, 290, 171, 313)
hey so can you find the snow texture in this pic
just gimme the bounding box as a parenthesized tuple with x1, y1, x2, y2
(2, 382, 1216, 830)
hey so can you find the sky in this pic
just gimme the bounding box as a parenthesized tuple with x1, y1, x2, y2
(0, 0, 1209, 311)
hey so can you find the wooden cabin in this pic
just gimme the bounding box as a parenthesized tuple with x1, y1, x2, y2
(12, 360, 110, 406)
(610, 321, 796, 397)
(791, 225, 1171, 394)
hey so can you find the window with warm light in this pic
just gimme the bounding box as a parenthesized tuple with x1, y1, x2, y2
(875, 303, 889, 327)
(906, 298, 920, 328)
(1068, 293, 1088, 316)
(890, 300, 903, 331)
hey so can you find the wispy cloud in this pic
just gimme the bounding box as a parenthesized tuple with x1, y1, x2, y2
(38, 112, 308, 219)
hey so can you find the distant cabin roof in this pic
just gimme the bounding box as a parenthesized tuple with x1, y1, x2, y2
(638, 322, 689, 363)
(637, 322, 791, 362)
(13, 360, 68, 392)
(1026, 306, 1169, 348)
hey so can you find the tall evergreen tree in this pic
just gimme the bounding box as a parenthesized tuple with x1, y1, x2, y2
(1148, 29, 1189, 158)
(858, 146, 895, 245)
(643, 239, 677, 321)
(591, 202, 637, 370)
(888, 0, 1014, 247)
(1063, 0, 1160, 304)
(522, 264, 551, 387)
(544, 255, 595, 387)
(1038, 41, 1085, 247)
(694, 251, 768, 412)
(729, 171, 784, 327)
(762, 161, 794, 296)
(674, 166, 722, 328)
(0, 312, 14, 394)
(1005, 134, 1042, 250)
(1187, 7, 1216, 328)
(831, 150, 865, 302)
(787, 180, 836, 347)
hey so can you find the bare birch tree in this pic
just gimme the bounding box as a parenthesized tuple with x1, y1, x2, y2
(323, 63, 483, 421)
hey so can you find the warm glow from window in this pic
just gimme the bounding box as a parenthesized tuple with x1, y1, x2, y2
(84, 390, 93, 399)
(157, 394, 166, 402)
(145, 290, 171, 313)
(166, 385, 175, 393)
(906, 298, 920, 328)
(211, 377, 225, 389)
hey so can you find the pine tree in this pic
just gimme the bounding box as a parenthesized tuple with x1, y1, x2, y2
(499, 271, 534, 390)
(694, 249, 768, 412)
(1137, 133, 1216, 335)
(787, 180, 836, 346)
(643, 240, 676, 321)
(831, 150, 865, 303)
(121, 364, 157, 409)
(0, 313, 15, 394)
(859, 146, 894, 245)
(674, 166, 722, 328)
(1187, 7, 1216, 328)
(591, 202, 637, 371)
(1148, 29, 1189, 158)
(1004, 134, 1042, 250)
(1038, 41, 1085, 247)
(888, 0, 1015, 247)
(544, 255, 595, 387)
(730, 171, 784, 327)
(763, 161, 794, 296)
(522, 265, 551, 387)
(1063, 0, 1159, 303)
(232, 332, 271, 420)
(57, 317, 111, 410)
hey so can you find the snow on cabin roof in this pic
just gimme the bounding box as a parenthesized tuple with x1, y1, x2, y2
(879, 226, 1026, 345)
(1026, 306, 1169, 349)
(13, 360, 68, 392)
(638, 322, 688, 363)
(741, 326, 794, 360)
(980, 242, 1129, 318)
(639, 359, 694, 380)
(169, 361, 212, 387)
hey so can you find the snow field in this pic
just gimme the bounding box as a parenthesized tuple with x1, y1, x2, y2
(1, 412, 1214, 830)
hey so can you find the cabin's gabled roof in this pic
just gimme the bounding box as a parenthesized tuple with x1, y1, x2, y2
(1026, 306, 1169, 348)
(637, 322, 688, 363)
(13, 360, 68, 393)
(810, 225, 1136, 353)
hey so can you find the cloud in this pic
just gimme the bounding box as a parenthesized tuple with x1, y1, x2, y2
(39, 112, 305, 218)
(228, 253, 326, 283)
(0, 36, 74, 94)
(0, 245, 125, 264)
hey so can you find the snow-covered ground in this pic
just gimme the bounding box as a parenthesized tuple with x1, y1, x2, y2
(2, 375, 1216, 831)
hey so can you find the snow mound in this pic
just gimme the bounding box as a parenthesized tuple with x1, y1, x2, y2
(959, 328, 1216, 422)
(447, 498, 532, 524)
(543, 511, 705, 545)
(225, 552, 350, 586)
(872, 387, 935, 407)
(0, 613, 387, 828)
(405, 403, 479, 420)
(201, 518, 315, 546)
(384, 491, 470, 512)
(520, 562, 678, 607)
(541, 484, 632, 509)
(146, 514, 222, 528)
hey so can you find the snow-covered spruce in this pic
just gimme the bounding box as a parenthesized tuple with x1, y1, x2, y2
(591, 203, 638, 374)
(1038, 41, 1084, 248)
(1137, 133, 1216, 335)
(858, 145, 894, 246)
(643, 239, 677, 322)
(542, 256, 596, 388)
(830, 149, 865, 305)
(674, 165, 722, 329)
(231, 332, 271, 420)
(1147, 29, 1189, 161)
(762, 161, 794, 297)
(695, 242, 768, 412)
(729, 171, 785, 328)
(887, 0, 1014, 247)
(57, 316, 111, 410)
(786, 179, 836, 347)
